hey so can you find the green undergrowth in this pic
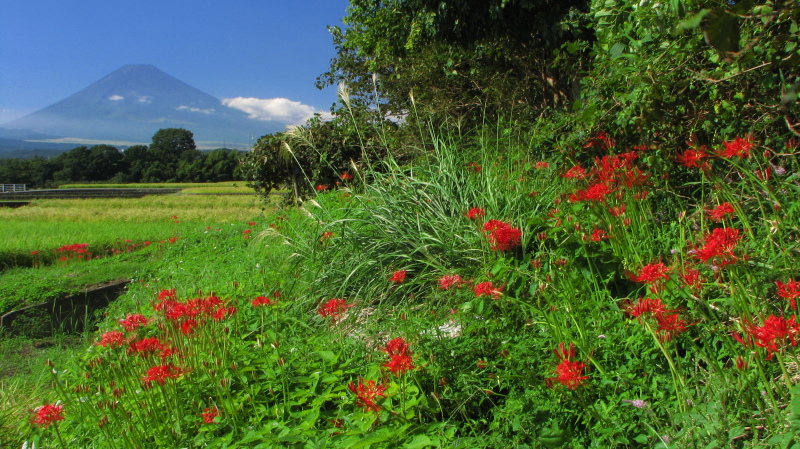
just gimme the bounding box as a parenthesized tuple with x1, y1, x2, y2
(15, 121, 800, 448)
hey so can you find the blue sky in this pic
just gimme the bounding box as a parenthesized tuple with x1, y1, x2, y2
(0, 0, 350, 124)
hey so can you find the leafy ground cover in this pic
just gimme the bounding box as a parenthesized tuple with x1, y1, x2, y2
(13, 124, 800, 448)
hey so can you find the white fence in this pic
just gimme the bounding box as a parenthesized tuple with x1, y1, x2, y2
(0, 184, 26, 192)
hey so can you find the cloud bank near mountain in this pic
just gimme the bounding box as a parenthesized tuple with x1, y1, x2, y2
(222, 97, 331, 124)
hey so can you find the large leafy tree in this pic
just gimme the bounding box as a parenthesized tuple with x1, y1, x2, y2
(318, 0, 592, 122)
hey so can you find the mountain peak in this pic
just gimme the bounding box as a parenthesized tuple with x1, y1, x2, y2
(2, 65, 280, 146)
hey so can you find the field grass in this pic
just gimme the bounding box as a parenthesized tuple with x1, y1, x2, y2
(57, 182, 244, 189)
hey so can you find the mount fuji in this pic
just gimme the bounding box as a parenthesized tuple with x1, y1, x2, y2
(1, 65, 285, 149)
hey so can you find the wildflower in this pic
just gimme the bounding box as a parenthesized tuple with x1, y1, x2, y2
(348, 379, 386, 413)
(168, 236, 178, 244)
(680, 268, 703, 290)
(129, 337, 165, 356)
(623, 399, 648, 409)
(562, 165, 586, 179)
(482, 219, 522, 251)
(608, 204, 626, 217)
(158, 289, 177, 301)
(546, 343, 588, 390)
(574, 182, 612, 203)
(31, 403, 64, 428)
(589, 228, 607, 242)
(535, 161, 549, 169)
(734, 315, 800, 359)
(340, 172, 353, 180)
(389, 270, 407, 284)
(676, 148, 709, 169)
(248, 221, 256, 226)
(318, 298, 352, 323)
(474, 281, 503, 299)
(95, 331, 125, 348)
(385, 352, 414, 375)
(201, 406, 219, 424)
(251, 296, 275, 307)
(718, 136, 753, 159)
(465, 207, 485, 220)
(119, 314, 149, 332)
(654, 313, 688, 342)
(315, 185, 328, 191)
(438, 274, 463, 290)
(776, 279, 800, 310)
(180, 318, 198, 335)
(142, 364, 183, 385)
(625, 297, 667, 319)
(467, 162, 482, 172)
(692, 227, 742, 266)
(630, 263, 670, 285)
(706, 202, 735, 222)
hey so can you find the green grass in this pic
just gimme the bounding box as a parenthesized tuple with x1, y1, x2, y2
(58, 182, 244, 189)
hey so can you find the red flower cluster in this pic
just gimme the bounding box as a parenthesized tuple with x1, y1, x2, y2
(383, 337, 414, 375)
(706, 202, 735, 222)
(318, 298, 351, 323)
(482, 220, 522, 251)
(776, 279, 800, 310)
(251, 296, 276, 307)
(676, 148, 709, 170)
(129, 337, 173, 359)
(630, 262, 670, 291)
(340, 172, 353, 180)
(465, 207, 485, 220)
(119, 314, 149, 332)
(142, 363, 184, 385)
(734, 315, 800, 360)
(348, 379, 386, 413)
(154, 292, 236, 334)
(565, 152, 649, 203)
(718, 136, 753, 159)
(625, 297, 688, 342)
(389, 270, 407, 284)
(31, 403, 64, 428)
(201, 406, 219, 424)
(438, 274, 464, 290)
(474, 281, 503, 299)
(545, 343, 588, 390)
(691, 227, 742, 266)
(95, 330, 125, 348)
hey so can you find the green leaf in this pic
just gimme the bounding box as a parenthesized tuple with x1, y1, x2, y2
(404, 434, 435, 449)
(676, 9, 711, 31)
(609, 43, 626, 59)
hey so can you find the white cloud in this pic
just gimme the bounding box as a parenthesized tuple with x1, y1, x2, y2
(177, 105, 215, 114)
(221, 97, 332, 125)
(137, 96, 152, 103)
(108, 95, 124, 101)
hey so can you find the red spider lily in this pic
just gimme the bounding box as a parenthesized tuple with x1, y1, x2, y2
(625, 297, 667, 318)
(157, 289, 177, 301)
(467, 162, 482, 172)
(180, 318, 198, 335)
(385, 353, 415, 375)
(340, 172, 353, 180)
(251, 296, 275, 307)
(691, 227, 742, 266)
(535, 161, 549, 169)
(630, 263, 670, 285)
(142, 364, 184, 385)
(583, 131, 615, 150)
(201, 406, 219, 424)
(31, 403, 64, 428)
(680, 268, 703, 291)
(546, 343, 588, 390)
(119, 314, 149, 332)
(482, 220, 522, 251)
(438, 274, 463, 290)
(562, 165, 586, 179)
(212, 306, 236, 321)
(129, 337, 166, 356)
(706, 202, 735, 222)
(570, 182, 611, 203)
(718, 136, 753, 159)
(95, 331, 125, 348)
(389, 270, 407, 284)
(465, 207, 485, 220)
(734, 315, 800, 359)
(348, 379, 387, 413)
(654, 313, 688, 342)
(315, 185, 328, 191)
(589, 228, 608, 241)
(248, 221, 256, 226)
(776, 279, 800, 310)
(318, 298, 352, 323)
(608, 204, 626, 216)
(474, 281, 503, 299)
(676, 148, 709, 169)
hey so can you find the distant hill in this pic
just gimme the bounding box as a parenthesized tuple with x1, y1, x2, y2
(0, 138, 81, 159)
(0, 64, 283, 148)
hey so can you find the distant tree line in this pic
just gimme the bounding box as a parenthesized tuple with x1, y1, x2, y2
(0, 128, 244, 188)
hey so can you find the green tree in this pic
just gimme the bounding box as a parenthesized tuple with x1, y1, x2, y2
(147, 128, 197, 182)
